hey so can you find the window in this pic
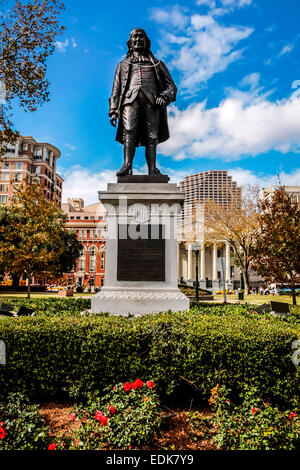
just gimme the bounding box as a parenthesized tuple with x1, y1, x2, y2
(14, 173, 22, 182)
(0, 184, 9, 192)
(2, 162, 9, 170)
(89, 247, 96, 272)
(22, 143, 28, 151)
(100, 277, 104, 287)
(0, 173, 9, 181)
(0, 195, 8, 203)
(78, 251, 86, 272)
(100, 252, 105, 271)
(14, 162, 23, 170)
(5, 145, 15, 154)
(34, 147, 43, 159)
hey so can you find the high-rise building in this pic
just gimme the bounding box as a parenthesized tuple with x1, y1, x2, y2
(177, 170, 244, 292)
(178, 170, 242, 221)
(62, 198, 107, 290)
(0, 136, 63, 206)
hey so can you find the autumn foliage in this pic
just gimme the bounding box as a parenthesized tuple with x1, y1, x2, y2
(0, 183, 82, 297)
(0, 0, 65, 153)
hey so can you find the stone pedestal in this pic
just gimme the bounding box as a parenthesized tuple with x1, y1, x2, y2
(90, 182, 189, 315)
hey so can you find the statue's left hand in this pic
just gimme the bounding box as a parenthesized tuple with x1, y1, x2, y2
(156, 97, 166, 106)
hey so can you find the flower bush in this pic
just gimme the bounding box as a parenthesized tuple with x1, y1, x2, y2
(187, 385, 300, 450)
(56, 379, 161, 449)
(0, 393, 50, 450)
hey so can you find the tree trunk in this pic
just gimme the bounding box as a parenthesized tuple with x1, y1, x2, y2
(27, 275, 31, 299)
(242, 268, 250, 295)
(291, 281, 297, 306)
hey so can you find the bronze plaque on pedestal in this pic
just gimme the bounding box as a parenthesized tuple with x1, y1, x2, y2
(117, 225, 165, 281)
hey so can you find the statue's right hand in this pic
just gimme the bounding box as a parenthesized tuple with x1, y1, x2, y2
(110, 113, 118, 127)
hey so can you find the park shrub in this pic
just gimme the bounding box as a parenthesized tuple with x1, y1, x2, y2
(187, 385, 300, 450)
(0, 307, 299, 405)
(0, 393, 50, 450)
(53, 379, 161, 450)
(0, 297, 91, 316)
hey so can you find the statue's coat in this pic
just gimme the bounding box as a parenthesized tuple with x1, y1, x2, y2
(109, 56, 177, 147)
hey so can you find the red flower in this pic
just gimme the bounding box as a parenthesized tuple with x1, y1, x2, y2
(69, 413, 76, 422)
(251, 407, 259, 415)
(0, 428, 6, 440)
(107, 405, 116, 415)
(95, 411, 103, 422)
(113, 386, 117, 391)
(131, 381, 139, 390)
(128, 445, 132, 450)
(265, 403, 269, 407)
(48, 443, 56, 450)
(101, 416, 109, 426)
(289, 412, 297, 420)
(147, 380, 154, 389)
(226, 400, 231, 404)
(124, 382, 132, 392)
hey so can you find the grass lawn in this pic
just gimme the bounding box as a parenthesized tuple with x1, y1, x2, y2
(0, 292, 93, 299)
(214, 293, 298, 305)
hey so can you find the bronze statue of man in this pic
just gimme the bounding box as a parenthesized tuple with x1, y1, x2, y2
(109, 28, 177, 176)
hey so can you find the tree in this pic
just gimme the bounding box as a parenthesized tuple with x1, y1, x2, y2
(204, 186, 259, 295)
(0, 0, 65, 153)
(0, 183, 82, 297)
(251, 186, 300, 305)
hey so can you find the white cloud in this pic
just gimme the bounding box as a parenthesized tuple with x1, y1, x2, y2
(228, 168, 300, 189)
(278, 43, 294, 57)
(60, 166, 117, 205)
(63, 142, 76, 151)
(55, 39, 69, 53)
(159, 84, 300, 160)
(151, 6, 253, 93)
(59, 165, 300, 206)
(150, 5, 188, 29)
(55, 38, 78, 53)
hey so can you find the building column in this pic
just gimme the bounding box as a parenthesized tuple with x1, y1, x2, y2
(225, 243, 233, 291)
(200, 244, 205, 280)
(187, 243, 193, 281)
(15, 141, 20, 157)
(177, 242, 181, 280)
(225, 243, 231, 281)
(212, 243, 220, 292)
(200, 243, 206, 288)
(212, 244, 218, 281)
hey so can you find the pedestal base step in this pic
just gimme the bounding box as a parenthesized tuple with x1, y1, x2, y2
(117, 174, 170, 183)
(90, 287, 190, 316)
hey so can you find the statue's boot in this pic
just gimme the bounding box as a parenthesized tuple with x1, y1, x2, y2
(146, 142, 161, 175)
(116, 138, 135, 176)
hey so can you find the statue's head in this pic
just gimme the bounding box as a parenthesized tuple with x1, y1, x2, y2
(127, 28, 151, 56)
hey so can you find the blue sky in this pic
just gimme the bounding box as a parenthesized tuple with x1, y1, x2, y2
(11, 0, 300, 203)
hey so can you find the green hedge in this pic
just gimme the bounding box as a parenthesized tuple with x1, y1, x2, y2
(0, 307, 299, 404)
(0, 297, 91, 316)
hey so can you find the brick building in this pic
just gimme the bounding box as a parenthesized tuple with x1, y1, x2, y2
(0, 136, 63, 206)
(62, 198, 106, 290)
